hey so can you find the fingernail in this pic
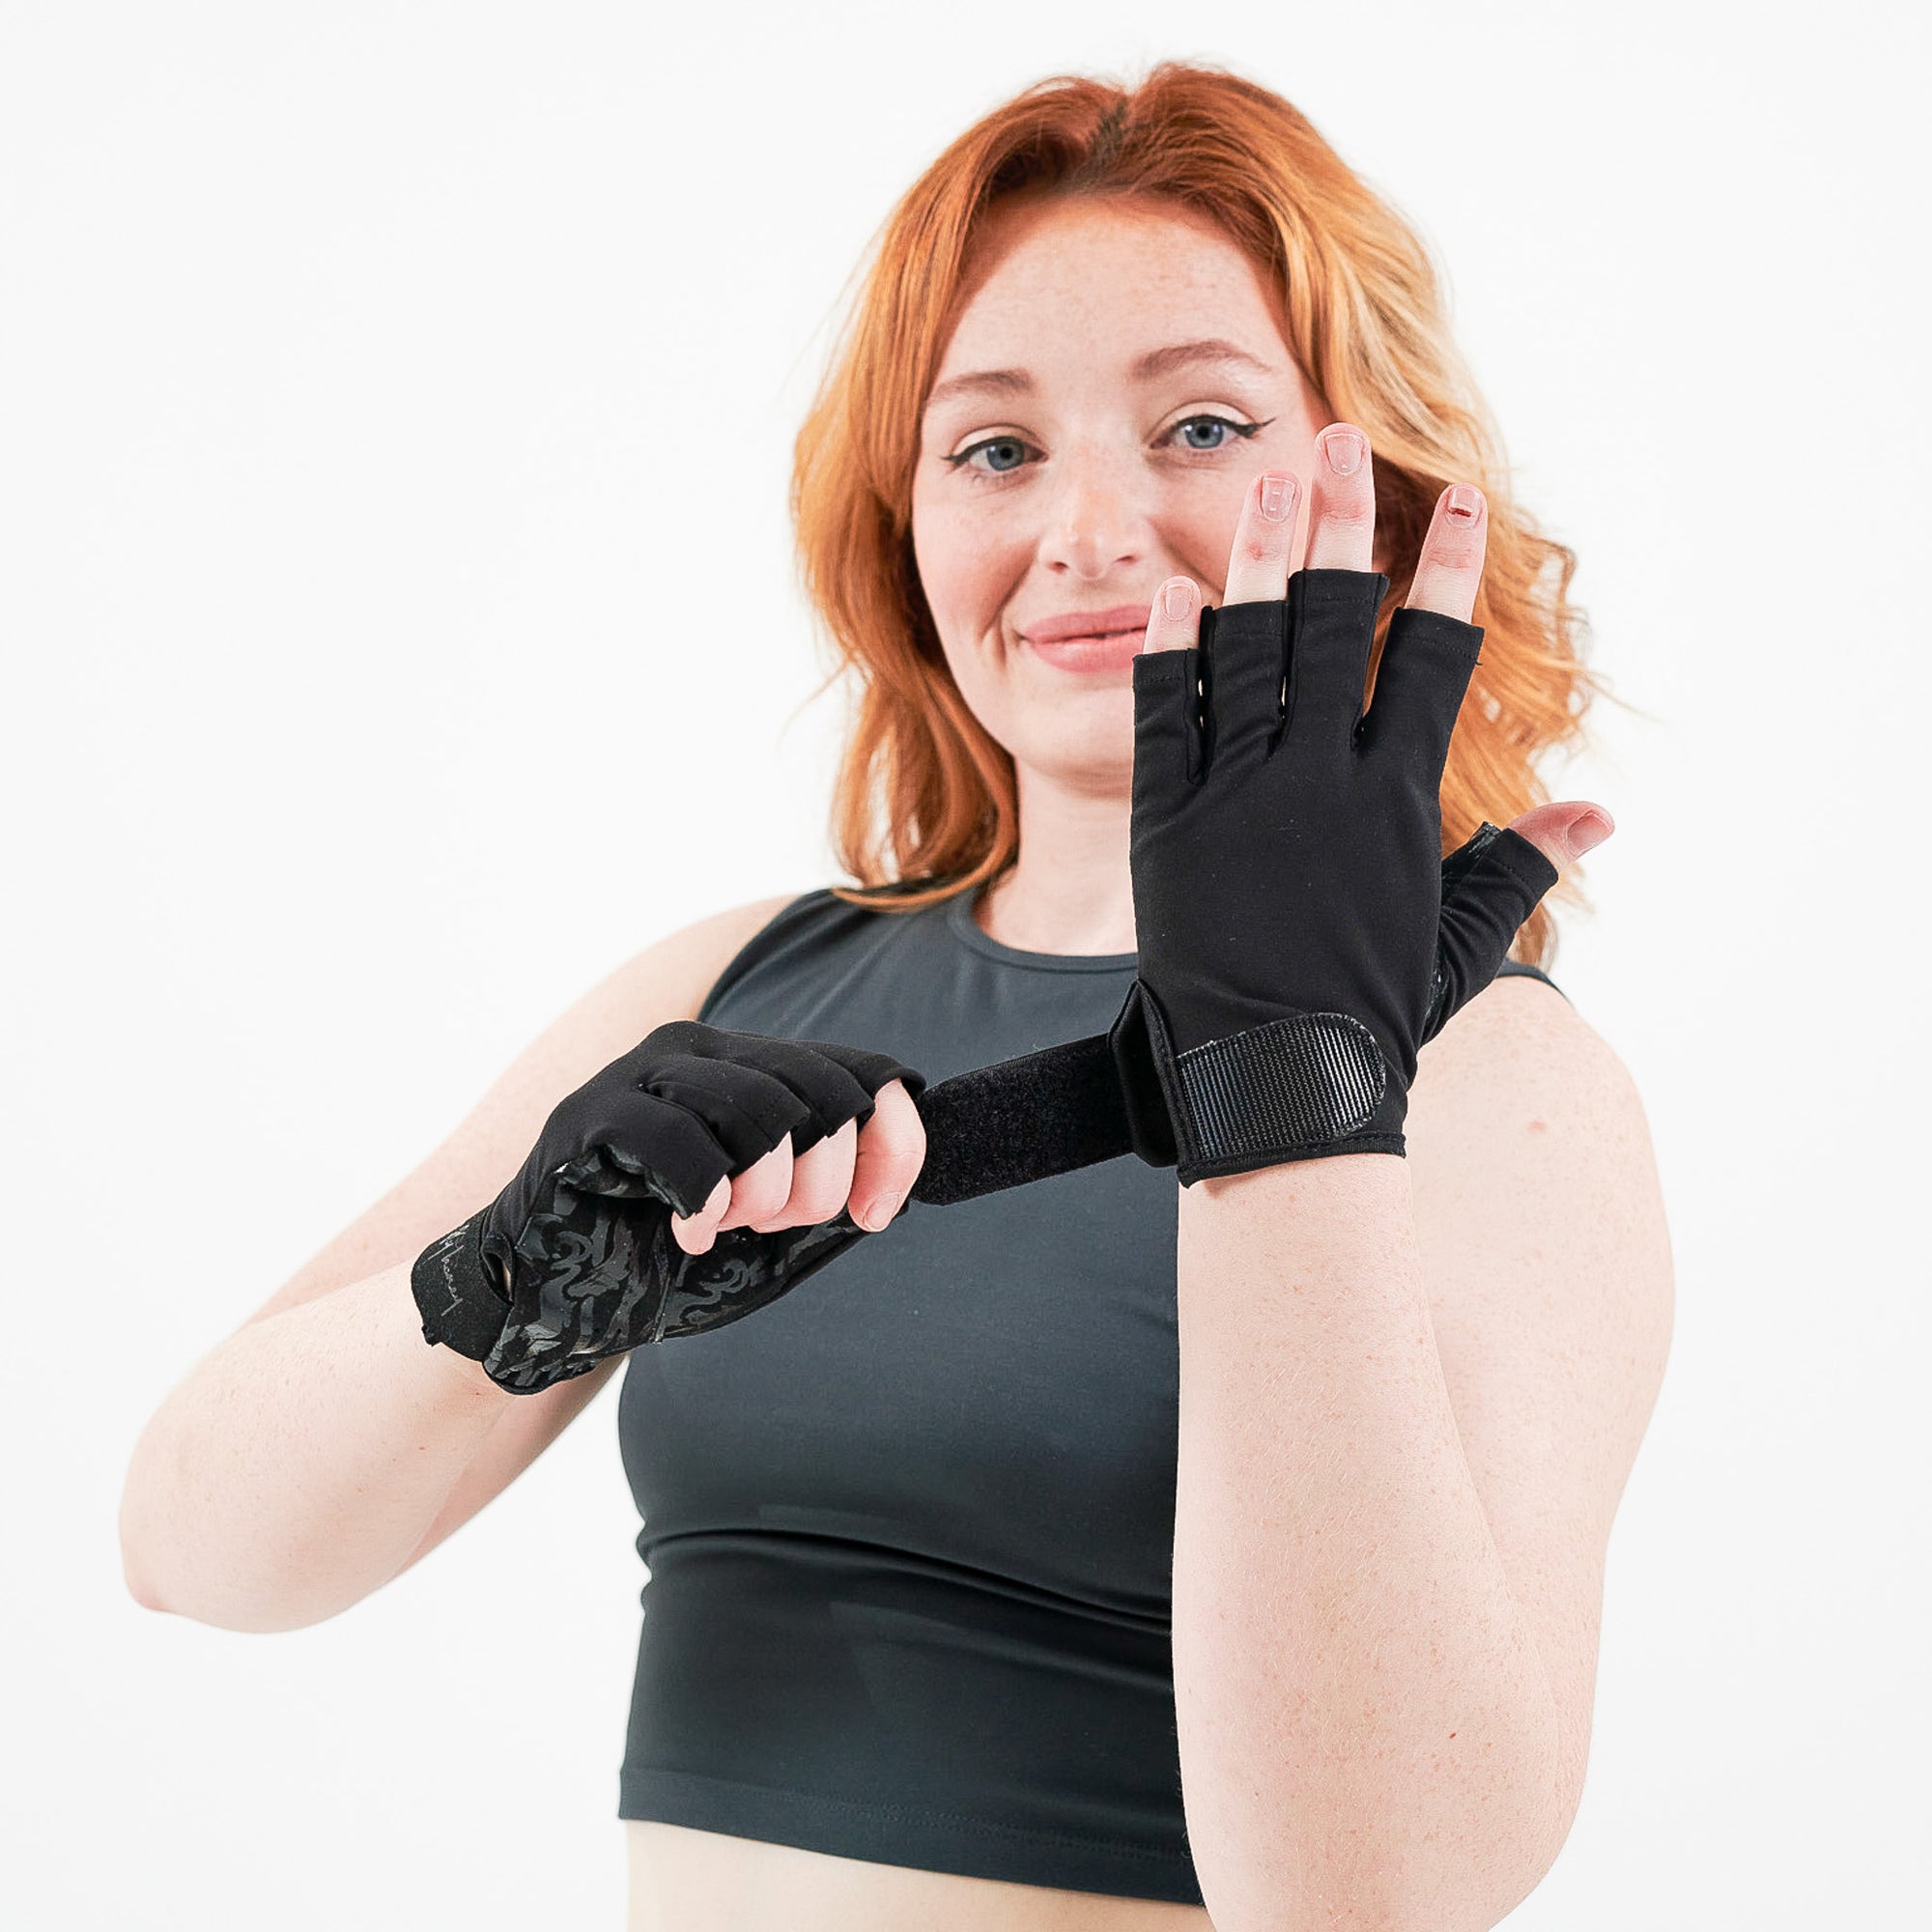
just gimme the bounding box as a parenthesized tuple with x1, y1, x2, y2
(1446, 484, 1483, 524)
(1562, 810, 1613, 860)
(863, 1192, 901, 1232)
(1322, 430, 1365, 477)
(1258, 470, 1294, 522)
(1161, 578, 1197, 621)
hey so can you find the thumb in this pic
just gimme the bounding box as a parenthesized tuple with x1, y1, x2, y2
(1423, 817, 1570, 1044)
(1507, 800, 1615, 869)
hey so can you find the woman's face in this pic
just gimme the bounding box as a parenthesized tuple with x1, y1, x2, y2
(911, 193, 1335, 793)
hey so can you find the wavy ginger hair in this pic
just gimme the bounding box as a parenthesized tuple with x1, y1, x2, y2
(792, 61, 1603, 967)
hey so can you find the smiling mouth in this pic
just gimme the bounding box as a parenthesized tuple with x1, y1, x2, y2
(1027, 626, 1143, 645)
(1021, 602, 1154, 649)
(1018, 627, 1149, 675)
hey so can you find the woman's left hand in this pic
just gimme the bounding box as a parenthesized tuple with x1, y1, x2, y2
(1144, 422, 1613, 871)
(1112, 423, 1611, 1184)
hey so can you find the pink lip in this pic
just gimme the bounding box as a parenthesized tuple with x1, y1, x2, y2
(1022, 603, 1152, 644)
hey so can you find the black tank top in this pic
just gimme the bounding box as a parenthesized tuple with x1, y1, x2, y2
(615, 881, 1560, 1905)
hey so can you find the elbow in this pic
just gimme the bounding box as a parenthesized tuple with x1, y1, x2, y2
(117, 1520, 366, 1634)
(121, 1518, 183, 1617)
(118, 1480, 168, 1614)
(116, 1538, 344, 1633)
(124, 1559, 169, 1614)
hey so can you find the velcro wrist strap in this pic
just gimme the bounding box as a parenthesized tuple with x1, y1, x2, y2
(411, 1209, 512, 1363)
(909, 1030, 1131, 1207)
(1176, 1010, 1391, 1173)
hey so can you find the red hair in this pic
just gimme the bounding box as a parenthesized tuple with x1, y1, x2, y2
(791, 61, 1606, 966)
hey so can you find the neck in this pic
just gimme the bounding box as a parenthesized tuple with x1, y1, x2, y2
(976, 764, 1136, 956)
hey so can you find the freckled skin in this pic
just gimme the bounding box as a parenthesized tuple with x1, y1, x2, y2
(910, 194, 1345, 824)
(629, 193, 1300, 1932)
(630, 190, 1632, 1931)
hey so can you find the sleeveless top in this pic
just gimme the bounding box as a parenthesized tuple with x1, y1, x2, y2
(615, 880, 1561, 1906)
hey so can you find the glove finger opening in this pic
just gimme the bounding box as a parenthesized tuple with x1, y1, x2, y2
(1131, 641, 1208, 792)
(786, 1036, 928, 1108)
(1360, 604, 1484, 775)
(557, 1085, 747, 1219)
(1284, 568, 1386, 756)
(1197, 599, 1290, 777)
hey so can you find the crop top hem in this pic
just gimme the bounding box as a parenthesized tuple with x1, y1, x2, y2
(617, 1766, 1204, 1904)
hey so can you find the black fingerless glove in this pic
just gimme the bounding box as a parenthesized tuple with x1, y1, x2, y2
(411, 576, 1565, 1390)
(411, 1022, 924, 1395)
(1106, 569, 1559, 1182)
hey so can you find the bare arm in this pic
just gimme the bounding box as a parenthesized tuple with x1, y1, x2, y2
(121, 1261, 526, 1632)
(118, 893, 801, 1633)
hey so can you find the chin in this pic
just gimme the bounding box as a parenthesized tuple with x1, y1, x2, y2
(1012, 723, 1135, 787)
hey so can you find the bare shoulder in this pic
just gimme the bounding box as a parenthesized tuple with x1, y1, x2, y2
(625, 889, 810, 1009)
(1407, 966, 1673, 1339)
(549, 887, 809, 1056)
(1406, 969, 1668, 1314)
(1414, 970, 1637, 1127)
(238, 886, 809, 1335)
(412, 881, 810, 1193)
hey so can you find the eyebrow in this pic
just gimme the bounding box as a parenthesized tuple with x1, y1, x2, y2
(923, 337, 1279, 412)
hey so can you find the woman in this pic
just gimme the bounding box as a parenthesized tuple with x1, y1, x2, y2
(121, 62, 1674, 1932)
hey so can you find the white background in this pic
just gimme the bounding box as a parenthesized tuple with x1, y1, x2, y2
(4, 3, 1926, 1925)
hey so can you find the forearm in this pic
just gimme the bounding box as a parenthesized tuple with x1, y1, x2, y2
(1171, 1155, 1561, 1932)
(120, 1260, 513, 1633)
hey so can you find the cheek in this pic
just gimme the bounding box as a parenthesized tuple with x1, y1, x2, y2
(1166, 469, 1263, 592)
(911, 486, 1030, 635)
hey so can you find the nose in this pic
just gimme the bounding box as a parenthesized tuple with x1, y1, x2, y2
(1036, 442, 1148, 581)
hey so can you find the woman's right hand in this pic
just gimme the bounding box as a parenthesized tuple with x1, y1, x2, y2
(668, 1074, 927, 1255)
(410, 1021, 930, 1394)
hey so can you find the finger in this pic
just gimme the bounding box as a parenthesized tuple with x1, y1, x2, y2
(1143, 574, 1199, 656)
(1283, 567, 1384, 757)
(673, 1138, 796, 1252)
(1357, 600, 1481, 773)
(1221, 468, 1300, 605)
(748, 1116, 858, 1232)
(563, 1086, 739, 1218)
(1135, 577, 1208, 789)
(1200, 596, 1292, 777)
(1425, 821, 1564, 1043)
(1134, 639, 1205, 790)
(670, 1171, 732, 1255)
(849, 1077, 928, 1232)
(1505, 800, 1615, 869)
(1302, 423, 1375, 571)
(1405, 484, 1488, 620)
(643, 1051, 814, 1169)
(711, 1133, 796, 1235)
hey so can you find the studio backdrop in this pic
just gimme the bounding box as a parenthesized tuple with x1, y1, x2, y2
(3, 3, 1925, 1927)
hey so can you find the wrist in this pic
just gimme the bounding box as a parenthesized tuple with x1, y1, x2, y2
(1111, 980, 1408, 1184)
(432, 1338, 519, 1406)
(1179, 1126, 1407, 1182)
(1177, 1150, 1418, 1299)
(411, 1209, 513, 1365)
(1180, 1144, 1414, 1243)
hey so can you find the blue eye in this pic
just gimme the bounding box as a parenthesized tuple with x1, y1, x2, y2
(944, 413, 1267, 479)
(950, 435, 1031, 475)
(1169, 414, 1256, 450)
